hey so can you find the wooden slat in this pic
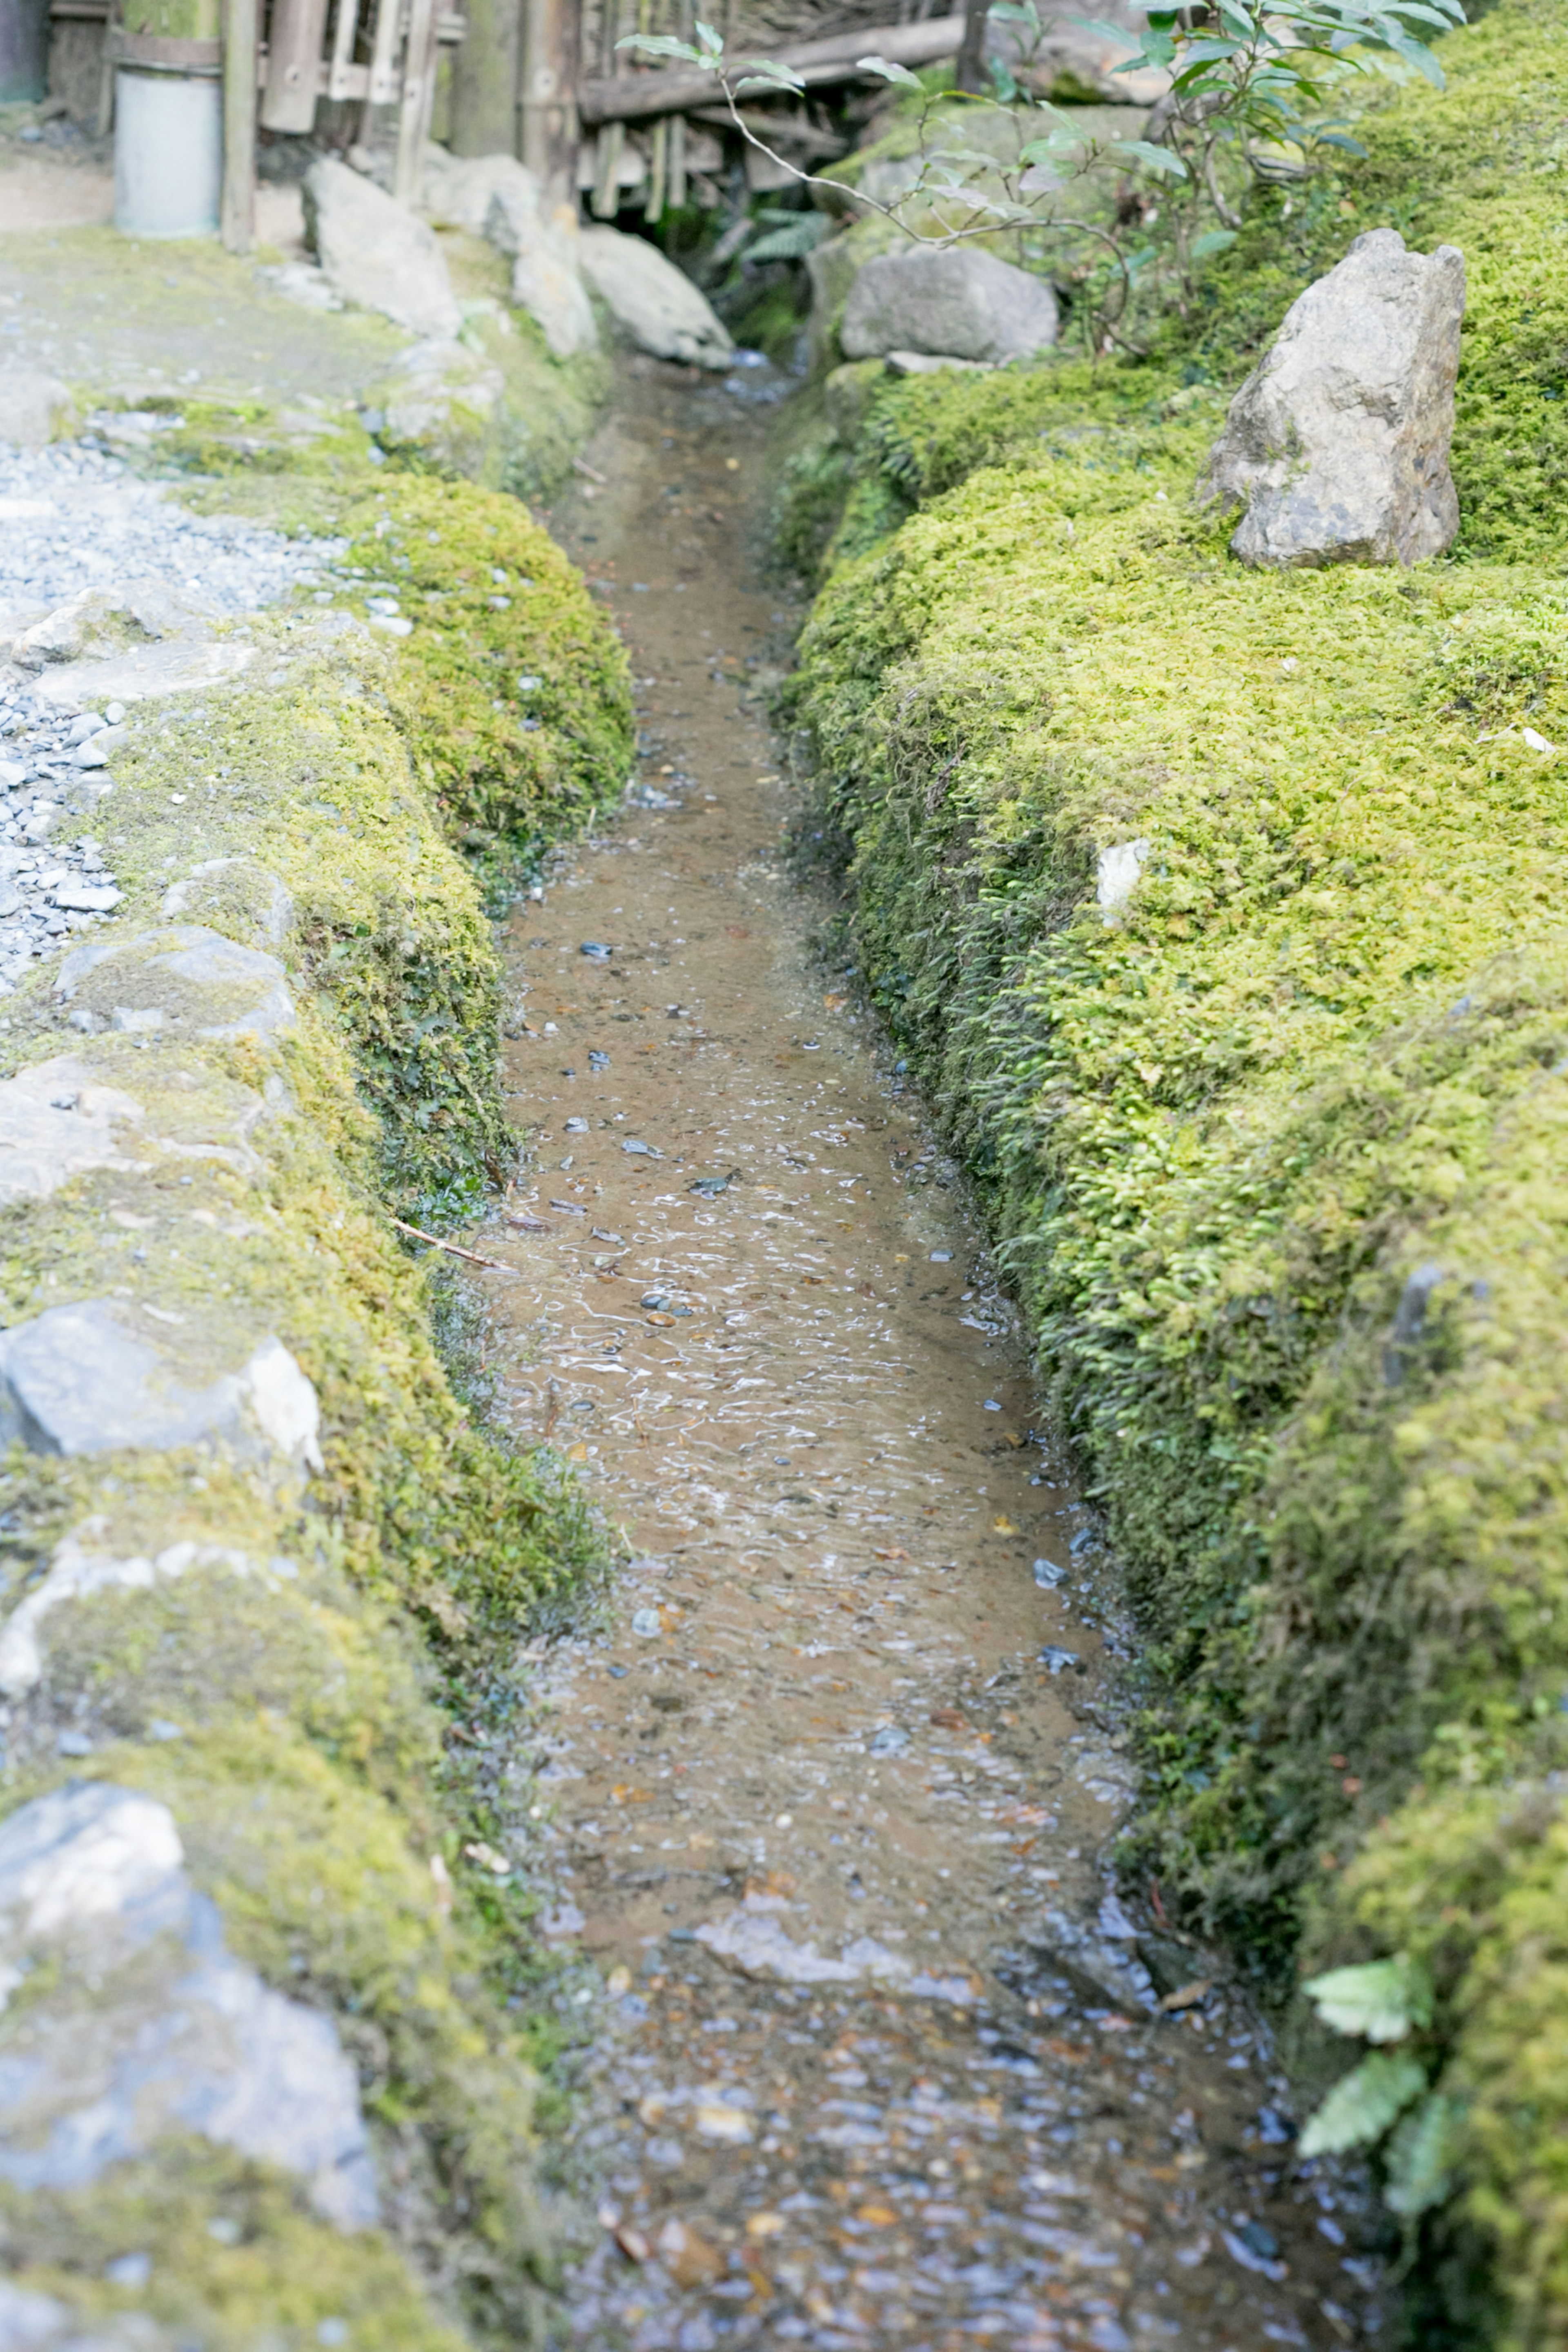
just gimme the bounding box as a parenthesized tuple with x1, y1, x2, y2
(394, 0, 440, 202)
(221, 0, 258, 252)
(260, 0, 330, 130)
(578, 9, 963, 126)
(365, 0, 401, 106)
(324, 0, 360, 100)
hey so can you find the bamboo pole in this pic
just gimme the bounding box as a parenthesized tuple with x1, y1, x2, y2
(521, 0, 582, 211)
(220, 0, 257, 253)
(578, 10, 962, 125)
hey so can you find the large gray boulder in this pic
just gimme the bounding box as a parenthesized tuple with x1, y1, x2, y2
(487, 189, 598, 362)
(0, 1299, 323, 1468)
(302, 157, 462, 341)
(0, 1783, 377, 2226)
(1199, 227, 1465, 568)
(421, 143, 542, 236)
(55, 923, 296, 1042)
(578, 227, 733, 370)
(840, 248, 1059, 365)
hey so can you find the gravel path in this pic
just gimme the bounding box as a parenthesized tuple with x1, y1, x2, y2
(0, 440, 330, 989)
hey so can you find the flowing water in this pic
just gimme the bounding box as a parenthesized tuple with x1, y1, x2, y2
(462, 358, 1379, 2352)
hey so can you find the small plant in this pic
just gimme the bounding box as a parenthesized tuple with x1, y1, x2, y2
(1300, 1956, 1463, 2217)
(618, 0, 1463, 354)
(1081, 0, 1466, 292)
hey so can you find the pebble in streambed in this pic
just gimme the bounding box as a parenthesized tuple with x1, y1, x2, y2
(475, 362, 1378, 2352)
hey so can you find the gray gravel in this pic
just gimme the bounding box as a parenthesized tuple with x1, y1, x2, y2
(0, 439, 338, 990)
(0, 439, 330, 615)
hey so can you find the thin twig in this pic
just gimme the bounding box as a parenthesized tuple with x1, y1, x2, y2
(391, 1216, 509, 1270)
(572, 454, 609, 484)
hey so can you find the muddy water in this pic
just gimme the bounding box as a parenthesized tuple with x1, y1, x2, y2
(467, 359, 1374, 2352)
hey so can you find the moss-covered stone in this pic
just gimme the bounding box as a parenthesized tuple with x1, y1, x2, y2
(0, 372, 622, 2342)
(782, 1, 1568, 2333)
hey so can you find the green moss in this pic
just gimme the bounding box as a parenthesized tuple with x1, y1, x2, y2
(339, 475, 635, 861)
(782, 4, 1568, 2330)
(0, 2151, 471, 2352)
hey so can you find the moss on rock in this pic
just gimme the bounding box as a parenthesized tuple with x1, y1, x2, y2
(0, 380, 622, 2341)
(782, 1, 1568, 2332)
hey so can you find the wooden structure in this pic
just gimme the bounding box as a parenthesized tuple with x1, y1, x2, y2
(210, 0, 469, 249)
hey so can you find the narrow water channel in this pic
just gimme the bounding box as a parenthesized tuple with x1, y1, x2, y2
(466, 359, 1374, 2352)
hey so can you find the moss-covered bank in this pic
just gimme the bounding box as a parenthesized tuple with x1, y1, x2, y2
(781, 1, 1568, 2338)
(0, 466, 630, 2342)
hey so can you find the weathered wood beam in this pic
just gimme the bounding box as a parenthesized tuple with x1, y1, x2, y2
(521, 0, 581, 209)
(220, 0, 256, 252)
(578, 11, 963, 128)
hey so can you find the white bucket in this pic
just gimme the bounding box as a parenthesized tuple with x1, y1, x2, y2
(114, 66, 222, 239)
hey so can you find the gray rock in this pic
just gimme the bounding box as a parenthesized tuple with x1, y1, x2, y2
(0, 1784, 376, 2228)
(1198, 228, 1465, 568)
(302, 157, 462, 341)
(578, 227, 734, 369)
(0, 1300, 323, 1471)
(160, 856, 294, 947)
(0, 370, 78, 451)
(486, 191, 598, 361)
(49, 881, 121, 914)
(0, 1526, 272, 1694)
(422, 144, 541, 236)
(0, 1054, 146, 1204)
(886, 348, 991, 377)
(379, 336, 505, 475)
(55, 924, 295, 1042)
(841, 248, 1058, 365)
(258, 258, 345, 312)
(32, 638, 255, 713)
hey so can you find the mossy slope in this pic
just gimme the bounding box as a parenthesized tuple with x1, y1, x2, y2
(0, 477, 617, 2341)
(784, 2, 1568, 2337)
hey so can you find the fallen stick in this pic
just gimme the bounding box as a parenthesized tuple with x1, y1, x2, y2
(391, 1216, 509, 1269)
(572, 454, 609, 484)
(578, 12, 963, 127)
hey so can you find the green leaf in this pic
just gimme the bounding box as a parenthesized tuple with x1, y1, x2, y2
(1115, 137, 1189, 178)
(733, 60, 806, 91)
(1303, 1955, 1434, 2043)
(615, 31, 702, 59)
(1069, 13, 1143, 42)
(1299, 2050, 1427, 2156)
(987, 0, 1041, 25)
(855, 53, 923, 85)
(1383, 2093, 1462, 2217)
(745, 215, 829, 261)
(694, 18, 723, 54)
(1191, 227, 1238, 256)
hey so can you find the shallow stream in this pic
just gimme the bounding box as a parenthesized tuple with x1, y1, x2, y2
(463, 359, 1376, 2352)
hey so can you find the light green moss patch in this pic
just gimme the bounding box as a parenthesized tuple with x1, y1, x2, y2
(0, 2150, 471, 2352)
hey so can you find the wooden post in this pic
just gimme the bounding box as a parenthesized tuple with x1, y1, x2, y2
(393, 0, 438, 198)
(220, 0, 257, 250)
(521, 0, 580, 212)
(955, 0, 988, 93)
(260, 0, 329, 128)
(448, 0, 523, 156)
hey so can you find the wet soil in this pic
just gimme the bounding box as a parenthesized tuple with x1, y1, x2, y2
(467, 359, 1378, 2352)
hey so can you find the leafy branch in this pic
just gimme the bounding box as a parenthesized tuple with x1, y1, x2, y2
(616, 0, 1462, 356)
